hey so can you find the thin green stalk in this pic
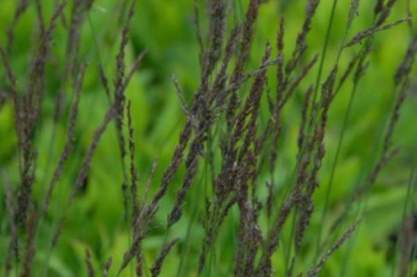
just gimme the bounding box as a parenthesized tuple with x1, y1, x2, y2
(284, 210, 297, 276)
(311, 0, 339, 116)
(408, 196, 417, 277)
(314, 81, 358, 261)
(339, 202, 364, 277)
(175, 153, 210, 276)
(226, 208, 240, 277)
(391, 165, 416, 277)
(205, 244, 215, 277)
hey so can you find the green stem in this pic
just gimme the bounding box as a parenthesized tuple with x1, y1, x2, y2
(314, 81, 358, 261)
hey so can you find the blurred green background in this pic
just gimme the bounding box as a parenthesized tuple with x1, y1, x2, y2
(1, 0, 417, 276)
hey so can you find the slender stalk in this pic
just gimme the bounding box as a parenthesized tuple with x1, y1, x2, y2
(311, 0, 339, 113)
(314, 80, 358, 261)
(391, 165, 416, 276)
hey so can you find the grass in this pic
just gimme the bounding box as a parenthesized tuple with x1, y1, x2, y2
(0, 0, 417, 276)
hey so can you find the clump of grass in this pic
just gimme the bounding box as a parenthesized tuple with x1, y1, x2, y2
(1, 0, 416, 276)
